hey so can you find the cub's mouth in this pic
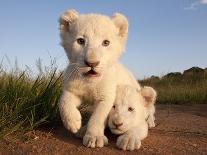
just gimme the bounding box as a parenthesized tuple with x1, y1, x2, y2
(110, 128, 125, 134)
(83, 69, 100, 77)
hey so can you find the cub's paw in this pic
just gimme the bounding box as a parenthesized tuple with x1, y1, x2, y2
(116, 134, 141, 151)
(148, 120, 155, 128)
(62, 108, 81, 133)
(147, 117, 155, 128)
(83, 134, 108, 148)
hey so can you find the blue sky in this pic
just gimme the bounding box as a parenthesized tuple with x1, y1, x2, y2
(0, 0, 207, 79)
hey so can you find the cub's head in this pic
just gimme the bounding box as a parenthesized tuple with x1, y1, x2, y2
(59, 9, 128, 80)
(108, 85, 157, 134)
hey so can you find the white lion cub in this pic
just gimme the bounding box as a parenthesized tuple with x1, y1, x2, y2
(108, 85, 157, 151)
(58, 9, 141, 148)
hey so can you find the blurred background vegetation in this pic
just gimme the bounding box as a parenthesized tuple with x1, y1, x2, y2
(140, 67, 207, 104)
(0, 59, 206, 137)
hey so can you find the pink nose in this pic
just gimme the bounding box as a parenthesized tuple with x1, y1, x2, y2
(84, 60, 100, 67)
(113, 121, 123, 128)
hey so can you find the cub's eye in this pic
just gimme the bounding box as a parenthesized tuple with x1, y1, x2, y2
(77, 38, 85, 45)
(128, 107, 134, 112)
(102, 40, 110, 46)
(112, 105, 116, 109)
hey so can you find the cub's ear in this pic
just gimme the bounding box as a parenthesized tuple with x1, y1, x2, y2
(111, 13, 128, 41)
(140, 86, 157, 107)
(59, 9, 79, 33)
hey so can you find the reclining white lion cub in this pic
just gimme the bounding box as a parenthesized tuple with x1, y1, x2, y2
(58, 9, 141, 148)
(108, 85, 157, 151)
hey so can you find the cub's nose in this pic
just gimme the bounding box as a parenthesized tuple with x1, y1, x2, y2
(112, 121, 123, 128)
(84, 60, 100, 67)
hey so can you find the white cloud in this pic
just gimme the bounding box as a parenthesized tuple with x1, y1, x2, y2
(185, 0, 207, 10)
(201, 0, 207, 4)
(184, 2, 199, 10)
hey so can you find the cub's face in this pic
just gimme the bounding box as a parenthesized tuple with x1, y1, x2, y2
(108, 86, 146, 134)
(108, 100, 144, 135)
(59, 10, 128, 80)
(108, 85, 157, 135)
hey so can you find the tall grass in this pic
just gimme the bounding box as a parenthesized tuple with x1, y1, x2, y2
(0, 62, 206, 138)
(0, 64, 63, 138)
(140, 71, 207, 104)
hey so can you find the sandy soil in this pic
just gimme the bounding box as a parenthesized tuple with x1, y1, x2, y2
(0, 104, 207, 155)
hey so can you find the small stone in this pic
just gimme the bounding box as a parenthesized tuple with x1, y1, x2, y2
(192, 144, 197, 147)
(34, 136, 39, 140)
(33, 145, 37, 149)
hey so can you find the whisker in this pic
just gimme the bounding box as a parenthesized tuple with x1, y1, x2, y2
(69, 62, 79, 66)
(78, 68, 90, 72)
(65, 67, 77, 81)
(77, 66, 87, 69)
(93, 67, 103, 69)
(72, 67, 80, 81)
(75, 67, 86, 82)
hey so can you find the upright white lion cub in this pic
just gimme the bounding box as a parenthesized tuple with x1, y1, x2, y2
(58, 9, 141, 148)
(108, 85, 157, 151)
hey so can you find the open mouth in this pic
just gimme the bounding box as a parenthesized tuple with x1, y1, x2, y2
(83, 69, 100, 77)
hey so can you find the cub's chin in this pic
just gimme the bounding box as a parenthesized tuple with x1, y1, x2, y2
(110, 128, 126, 135)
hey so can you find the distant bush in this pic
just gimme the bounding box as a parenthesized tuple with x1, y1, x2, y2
(140, 66, 207, 104)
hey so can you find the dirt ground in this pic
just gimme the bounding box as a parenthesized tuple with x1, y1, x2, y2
(0, 104, 207, 155)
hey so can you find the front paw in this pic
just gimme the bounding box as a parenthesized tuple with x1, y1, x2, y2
(62, 108, 81, 133)
(116, 134, 141, 151)
(147, 117, 155, 128)
(148, 120, 155, 128)
(83, 134, 108, 148)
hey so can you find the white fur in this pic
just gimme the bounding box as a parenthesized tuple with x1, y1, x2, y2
(108, 85, 157, 151)
(145, 101, 156, 128)
(58, 9, 141, 148)
(141, 86, 157, 128)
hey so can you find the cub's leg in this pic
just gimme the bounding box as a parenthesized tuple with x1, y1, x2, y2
(59, 91, 82, 133)
(83, 97, 115, 148)
(146, 105, 156, 128)
(147, 114, 155, 128)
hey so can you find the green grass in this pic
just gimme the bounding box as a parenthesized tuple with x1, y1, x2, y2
(0, 66, 63, 138)
(0, 63, 206, 138)
(140, 71, 207, 104)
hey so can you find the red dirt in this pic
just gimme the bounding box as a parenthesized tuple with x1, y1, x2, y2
(0, 104, 207, 155)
